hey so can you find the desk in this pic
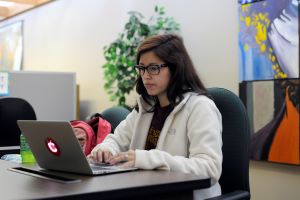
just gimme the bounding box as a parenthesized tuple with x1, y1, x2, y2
(0, 160, 210, 200)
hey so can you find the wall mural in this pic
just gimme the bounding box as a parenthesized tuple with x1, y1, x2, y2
(0, 21, 23, 71)
(238, 0, 300, 165)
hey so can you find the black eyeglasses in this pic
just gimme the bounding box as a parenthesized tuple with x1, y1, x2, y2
(134, 63, 168, 75)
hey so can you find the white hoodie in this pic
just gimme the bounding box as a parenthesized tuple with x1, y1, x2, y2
(92, 92, 223, 199)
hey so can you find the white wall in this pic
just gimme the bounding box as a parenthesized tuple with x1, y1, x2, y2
(0, 0, 239, 118)
(1, 0, 299, 199)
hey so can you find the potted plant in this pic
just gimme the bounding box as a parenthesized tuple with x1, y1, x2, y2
(102, 6, 180, 108)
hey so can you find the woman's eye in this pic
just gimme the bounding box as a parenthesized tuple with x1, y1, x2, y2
(149, 66, 158, 71)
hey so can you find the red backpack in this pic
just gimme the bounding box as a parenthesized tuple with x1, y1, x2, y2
(70, 116, 111, 155)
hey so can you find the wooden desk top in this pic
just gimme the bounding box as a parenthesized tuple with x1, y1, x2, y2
(0, 160, 210, 200)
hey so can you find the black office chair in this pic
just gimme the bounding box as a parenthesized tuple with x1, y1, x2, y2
(100, 106, 130, 132)
(207, 87, 251, 200)
(0, 97, 36, 155)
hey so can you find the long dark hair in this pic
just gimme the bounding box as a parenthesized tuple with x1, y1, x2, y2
(135, 34, 207, 111)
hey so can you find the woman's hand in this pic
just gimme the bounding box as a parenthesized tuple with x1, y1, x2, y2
(87, 148, 113, 164)
(108, 150, 135, 168)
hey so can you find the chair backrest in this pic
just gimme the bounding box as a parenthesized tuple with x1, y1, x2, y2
(0, 97, 36, 146)
(207, 87, 250, 195)
(100, 106, 130, 132)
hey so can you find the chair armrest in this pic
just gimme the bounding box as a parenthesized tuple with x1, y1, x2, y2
(205, 190, 250, 200)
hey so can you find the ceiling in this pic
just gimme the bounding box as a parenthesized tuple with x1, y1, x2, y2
(0, 0, 53, 21)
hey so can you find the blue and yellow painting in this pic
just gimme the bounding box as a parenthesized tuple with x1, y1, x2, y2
(239, 0, 300, 165)
(238, 0, 299, 81)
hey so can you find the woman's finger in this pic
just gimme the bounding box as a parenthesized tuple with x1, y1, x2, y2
(96, 150, 103, 163)
(108, 151, 133, 165)
(108, 154, 123, 165)
(86, 154, 95, 163)
(120, 161, 134, 168)
(103, 151, 112, 163)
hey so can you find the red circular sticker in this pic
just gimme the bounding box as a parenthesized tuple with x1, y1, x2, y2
(45, 138, 61, 156)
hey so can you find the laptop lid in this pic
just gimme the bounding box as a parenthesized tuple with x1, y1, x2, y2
(17, 120, 95, 175)
(17, 120, 138, 175)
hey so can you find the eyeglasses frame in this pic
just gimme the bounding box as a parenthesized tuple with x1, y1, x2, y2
(135, 63, 168, 75)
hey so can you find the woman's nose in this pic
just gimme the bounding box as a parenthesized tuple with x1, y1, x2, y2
(142, 70, 152, 79)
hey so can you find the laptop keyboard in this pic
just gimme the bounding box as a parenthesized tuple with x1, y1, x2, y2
(89, 163, 125, 172)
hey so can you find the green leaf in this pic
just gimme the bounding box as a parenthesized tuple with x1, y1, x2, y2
(101, 5, 180, 106)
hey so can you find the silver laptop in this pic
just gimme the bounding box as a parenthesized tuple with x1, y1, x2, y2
(17, 120, 138, 175)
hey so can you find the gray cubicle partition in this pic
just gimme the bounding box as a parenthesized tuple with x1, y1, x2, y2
(9, 71, 76, 121)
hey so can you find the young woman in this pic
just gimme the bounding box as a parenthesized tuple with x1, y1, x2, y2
(88, 34, 222, 199)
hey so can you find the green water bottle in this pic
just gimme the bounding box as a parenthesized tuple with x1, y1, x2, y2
(20, 134, 36, 163)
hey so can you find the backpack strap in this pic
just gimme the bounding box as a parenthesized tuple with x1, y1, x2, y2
(86, 116, 112, 146)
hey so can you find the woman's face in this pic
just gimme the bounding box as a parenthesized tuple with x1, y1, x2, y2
(139, 51, 171, 105)
(73, 128, 87, 150)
